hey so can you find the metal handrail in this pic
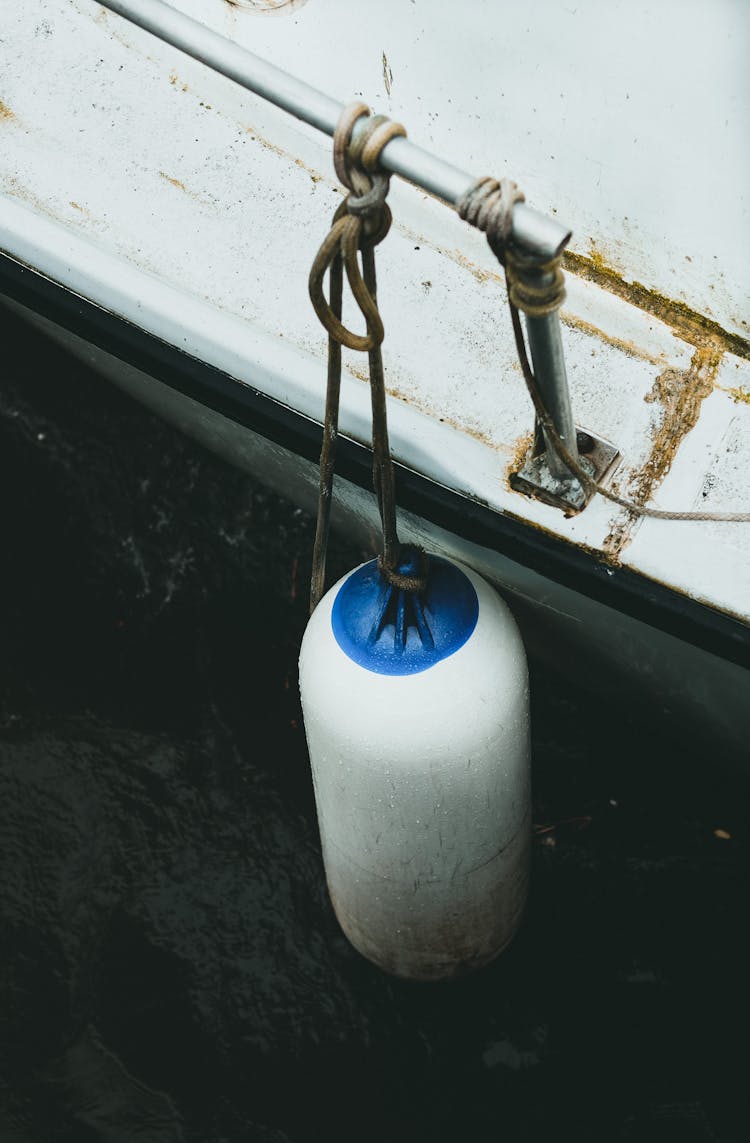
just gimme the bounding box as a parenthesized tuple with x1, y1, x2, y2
(98, 0, 588, 492)
(97, 0, 570, 261)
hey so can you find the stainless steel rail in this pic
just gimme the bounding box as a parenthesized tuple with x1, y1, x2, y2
(98, 0, 570, 260)
(98, 0, 583, 485)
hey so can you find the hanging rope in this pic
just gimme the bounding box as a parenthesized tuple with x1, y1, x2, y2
(458, 176, 750, 523)
(308, 104, 427, 612)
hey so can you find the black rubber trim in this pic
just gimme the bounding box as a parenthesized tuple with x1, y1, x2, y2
(1, 252, 748, 671)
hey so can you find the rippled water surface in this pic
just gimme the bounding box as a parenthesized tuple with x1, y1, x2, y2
(1, 309, 748, 1142)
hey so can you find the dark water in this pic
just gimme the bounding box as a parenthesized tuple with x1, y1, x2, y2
(1, 308, 748, 1142)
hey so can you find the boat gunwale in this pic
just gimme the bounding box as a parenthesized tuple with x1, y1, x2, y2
(2, 249, 748, 674)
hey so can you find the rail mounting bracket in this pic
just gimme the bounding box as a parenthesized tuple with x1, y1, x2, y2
(510, 428, 621, 516)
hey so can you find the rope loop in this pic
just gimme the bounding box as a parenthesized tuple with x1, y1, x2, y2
(343, 112, 405, 240)
(343, 172, 389, 218)
(333, 105, 405, 229)
(332, 101, 369, 192)
(309, 104, 405, 352)
(308, 104, 410, 611)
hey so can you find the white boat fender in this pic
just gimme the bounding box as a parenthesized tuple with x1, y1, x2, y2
(299, 544, 531, 981)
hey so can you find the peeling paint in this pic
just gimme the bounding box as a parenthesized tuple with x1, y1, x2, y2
(603, 346, 722, 558)
(0, 100, 15, 121)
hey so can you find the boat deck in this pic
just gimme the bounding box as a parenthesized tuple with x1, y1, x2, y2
(1, 0, 748, 629)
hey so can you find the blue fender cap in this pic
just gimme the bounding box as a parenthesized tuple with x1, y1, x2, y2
(331, 548, 479, 676)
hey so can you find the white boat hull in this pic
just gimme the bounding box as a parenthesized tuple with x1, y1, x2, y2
(1, 0, 749, 755)
(7, 295, 747, 758)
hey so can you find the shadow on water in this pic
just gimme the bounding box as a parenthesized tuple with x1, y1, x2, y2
(0, 307, 748, 1142)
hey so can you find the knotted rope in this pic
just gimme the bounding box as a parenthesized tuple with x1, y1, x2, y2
(459, 176, 566, 319)
(458, 176, 750, 523)
(308, 103, 427, 612)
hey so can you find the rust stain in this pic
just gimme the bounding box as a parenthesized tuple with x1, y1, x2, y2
(582, 239, 624, 279)
(246, 127, 285, 159)
(294, 156, 322, 183)
(245, 124, 329, 187)
(156, 171, 220, 211)
(159, 171, 188, 193)
(68, 200, 96, 222)
(69, 2, 750, 369)
(0, 100, 15, 122)
(385, 215, 501, 287)
(168, 70, 189, 93)
(603, 346, 722, 558)
(4, 178, 100, 237)
(345, 362, 369, 386)
(450, 249, 495, 285)
(382, 51, 393, 98)
(4, 176, 64, 223)
(721, 385, 750, 407)
(86, 0, 159, 63)
(394, 220, 747, 369)
(564, 249, 750, 361)
(506, 430, 534, 488)
(344, 360, 508, 452)
(560, 311, 666, 366)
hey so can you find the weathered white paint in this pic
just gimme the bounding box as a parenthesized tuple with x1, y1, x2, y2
(299, 560, 530, 979)
(0, 1, 748, 632)
(173, 0, 750, 342)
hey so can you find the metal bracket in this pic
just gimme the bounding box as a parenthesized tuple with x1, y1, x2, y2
(508, 249, 622, 516)
(510, 427, 621, 516)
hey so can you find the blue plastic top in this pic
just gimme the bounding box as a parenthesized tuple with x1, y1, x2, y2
(331, 547, 479, 676)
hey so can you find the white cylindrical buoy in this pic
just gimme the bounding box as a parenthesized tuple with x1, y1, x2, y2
(299, 548, 530, 981)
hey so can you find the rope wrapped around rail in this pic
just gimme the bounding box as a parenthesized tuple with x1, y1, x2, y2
(458, 176, 750, 523)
